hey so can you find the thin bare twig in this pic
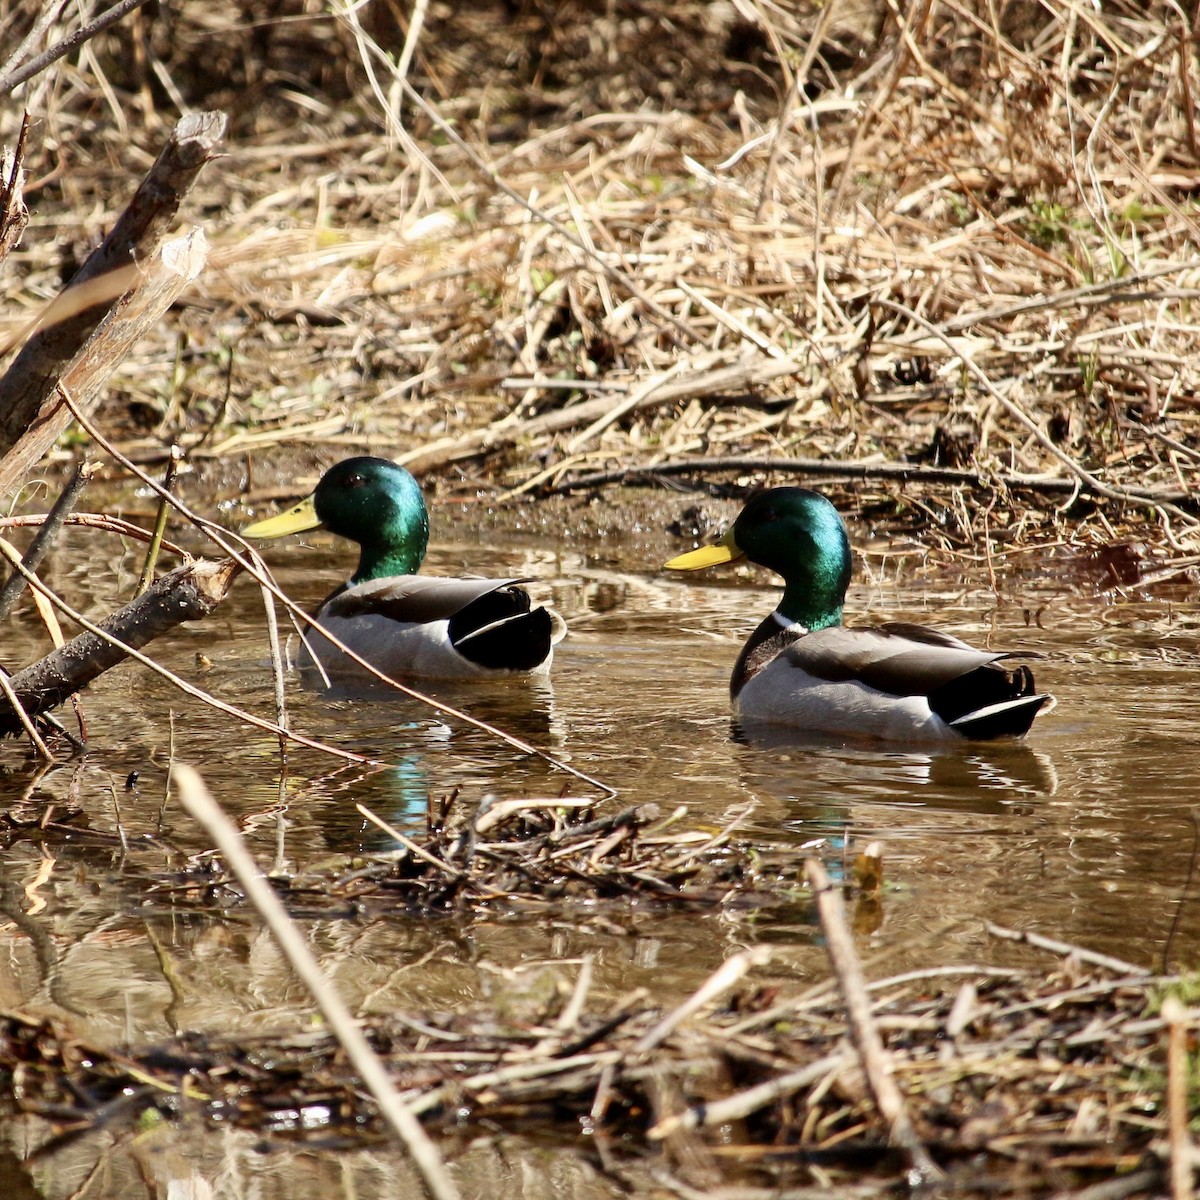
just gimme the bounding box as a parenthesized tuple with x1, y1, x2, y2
(0, 546, 370, 763)
(0, 0, 154, 96)
(649, 1052, 848, 1139)
(805, 858, 942, 1183)
(985, 922, 1149, 976)
(0, 512, 186, 554)
(634, 946, 771, 1054)
(0, 458, 97, 622)
(0, 661, 52, 759)
(135, 445, 182, 596)
(1162, 996, 1193, 1200)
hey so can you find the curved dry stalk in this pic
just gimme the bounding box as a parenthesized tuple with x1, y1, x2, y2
(0, 458, 97, 622)
(0, 512, 189, 554)
(0, 547, 374, 765)
(328, 0, 451, 194)
(173, 764, 460, 1200)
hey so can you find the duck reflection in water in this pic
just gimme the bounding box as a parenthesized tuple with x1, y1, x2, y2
(307, 670, 563, 751)
(736, 724, 1058, 824)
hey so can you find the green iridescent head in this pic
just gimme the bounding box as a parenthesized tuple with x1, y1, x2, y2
(243, 456, 429, 583)
(665, 487, 852, 630)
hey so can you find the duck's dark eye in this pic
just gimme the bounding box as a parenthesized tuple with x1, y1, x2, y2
(344, 474, 366, 488)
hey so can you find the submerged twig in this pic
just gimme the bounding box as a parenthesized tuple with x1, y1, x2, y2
(1162, 810, 1200, 974)
(649, 1053, 849, 1139)
(985, 922, 1149, 976)
(635, 946, 771, 1055)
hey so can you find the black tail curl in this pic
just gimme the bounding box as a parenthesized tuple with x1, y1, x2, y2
(929, 662, 1049, 740)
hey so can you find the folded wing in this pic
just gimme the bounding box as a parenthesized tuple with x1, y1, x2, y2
(323, 576, 563, 673)
(784, 623, 1050, 739)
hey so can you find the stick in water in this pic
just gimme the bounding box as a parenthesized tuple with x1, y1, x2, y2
(804, 858, 942, 1183)
(0, 458, 98, 622)
(172, 764, 460, 1200)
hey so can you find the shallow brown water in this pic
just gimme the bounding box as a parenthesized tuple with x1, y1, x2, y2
(2, 510, 1199, 1197)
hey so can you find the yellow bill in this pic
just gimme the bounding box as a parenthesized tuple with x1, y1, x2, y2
(242, 494, 322, 539)
(663, 528, 743, 570)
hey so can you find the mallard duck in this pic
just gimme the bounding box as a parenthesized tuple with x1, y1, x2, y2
(664, 487, 1051, 742)
(242, 457, 565, 679)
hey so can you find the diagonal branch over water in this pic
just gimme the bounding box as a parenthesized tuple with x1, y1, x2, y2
(57, 385, 616, 800)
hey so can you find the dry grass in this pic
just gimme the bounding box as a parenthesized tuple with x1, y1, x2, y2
(1, 0, 1198, 553)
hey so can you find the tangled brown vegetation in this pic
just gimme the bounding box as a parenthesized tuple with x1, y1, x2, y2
(3, 0, 1199, 557)
(2, 780, 1182, 1197)
(0, 937, 1172, 1196)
